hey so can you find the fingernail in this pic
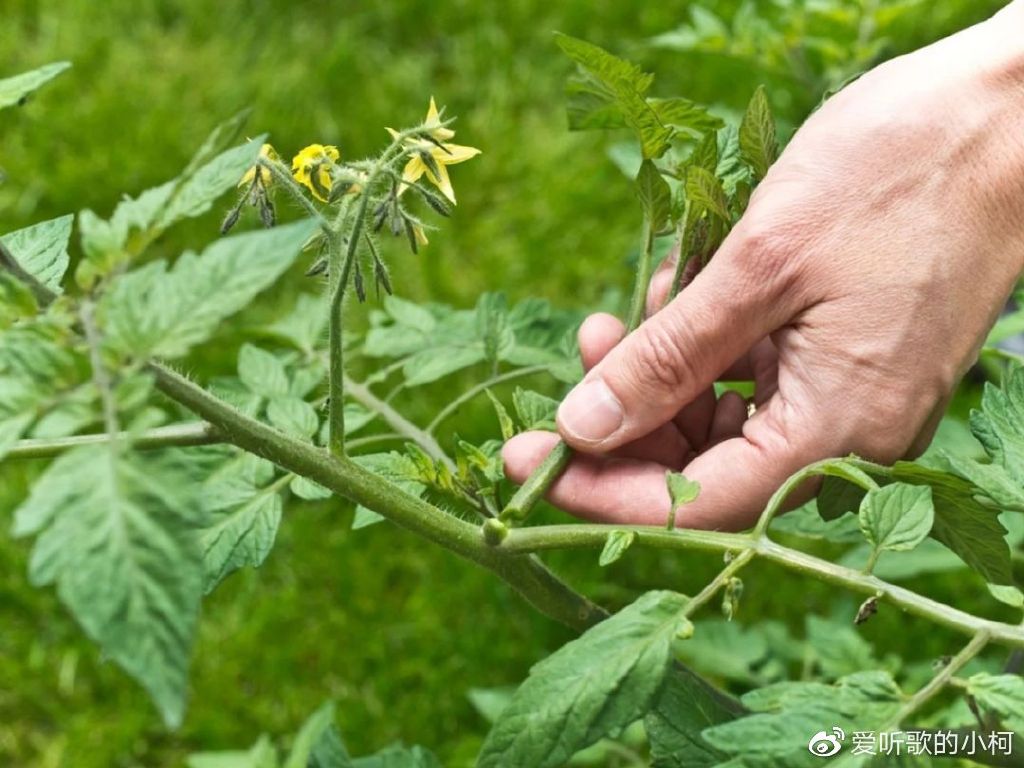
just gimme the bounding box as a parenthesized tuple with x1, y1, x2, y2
(558, 378, 623, 443)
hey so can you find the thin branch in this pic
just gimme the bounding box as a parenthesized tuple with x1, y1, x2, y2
(426, 364, 549, 434)
(6, 422, 220, 459)
(682, 549, 755, 618)
(345, 432, 404, 451)
(344, 375, 454, 471)
(259, 158, 331, 232)
(495, 525, 1024, 649)
(892, 632, 990, 726)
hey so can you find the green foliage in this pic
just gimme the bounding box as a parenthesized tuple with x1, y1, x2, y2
(738, 85, 777, 181)
(0, 61, 70, 109)
(858, 483, 934, 560)
(0, 2, 1018, 766)
(966, 673, 1024, 733)
(12, 447, 203, 727)
(100, 220, 316, 359)
(598, 530, 636, 567)
(0, 214, 73, 293)
(478, 591, 691, 767)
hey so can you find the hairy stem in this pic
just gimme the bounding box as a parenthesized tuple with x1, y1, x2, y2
(625, 221, 657, 332)
(6, 422, 219, 459)
(148, 362, 608, 631)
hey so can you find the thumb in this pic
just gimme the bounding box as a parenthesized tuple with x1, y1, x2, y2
(557, 236, 799, 452)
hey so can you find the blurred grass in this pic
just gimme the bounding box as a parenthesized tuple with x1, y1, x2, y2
(0, 0, 1011, 766)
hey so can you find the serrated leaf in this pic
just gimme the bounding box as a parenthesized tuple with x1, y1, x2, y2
(512, 388, 558, 431)
(738, 86, 777, 180)
(635, 160, 671, 232)
(351, 452, 425, 529)
(267, 397, 319, 438)
(685, 166, 729, 222)
(967, 673, 1024, 732)
(556, 33, 672, 159)
(890, 462, 1015, 588)
(648, 97, 724, 137)
(478, 590, 690, 768)
(859, 482, 934, 554)
(599, 530, 637, 567)
(200, 455, 284, 593)
(1, 214, 73, 294)
(77, 133, 265, 286)
(12, 447, 203, 727)
(485, 390, 516, 441)
(702, 671, 902, 762)
(645, 666, 734, 768)
(0, 61, 70, 109)
(238, 344, 290, 399)
(100, 219, 316, 358)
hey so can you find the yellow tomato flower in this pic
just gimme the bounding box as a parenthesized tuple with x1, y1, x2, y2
(388, 98, 480, 205)
(239, 143, 280, 188)
(413, 222, 429, 248)
(291, 143, 340, 202)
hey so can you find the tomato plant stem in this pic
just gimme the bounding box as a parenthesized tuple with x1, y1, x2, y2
(6, 422, 219, 459)
(495, 524, 1024, 649)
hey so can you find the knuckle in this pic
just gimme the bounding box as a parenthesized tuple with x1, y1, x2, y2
(626, 321, 698, 395)
(728, 216, 798, 293)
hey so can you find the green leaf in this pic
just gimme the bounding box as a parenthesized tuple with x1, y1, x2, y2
(352, 452, 426, 529)
(291, 476, 332, 501)
(512, 388, 558, 431)
(199, 454, 284, 593)
(859, 482, 934, 554)
(12, 447, 203, 727)
(805, 615, 878, 680)
(264, 293, 327, 355)
(645, 666, 735, 768)
(648, 97, 724, 137)
(702, 671, 902, 763)
(666, 472, 700, 530)
(267, 397, 319, 438)
(77, 131, 265, 286)
(485, 390, 516, 441)
(738, 85, 777, 180)
(100, 219, 316, 359)
(635, 160, 672, 232)
(685, 166, 729, 222)
(478, 590, 690, 768)
(0, 61, 70, 109)
(284, 701, 349, 768)
(352, 746, 441, 768)
(599, 530, 637, 567)
(890, 462, 1015, 588)
(966, 673, 1024, 732)
(238, 344, 290, 399)
(187, 735, 279, 768)
(1, 214, 73, 293)
(555, 33, 672, 159)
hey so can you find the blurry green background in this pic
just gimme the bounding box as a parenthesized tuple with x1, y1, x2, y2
(0, 1, 1009, 766)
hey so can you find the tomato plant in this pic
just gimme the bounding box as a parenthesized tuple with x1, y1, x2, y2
(3, 7, 1024, 767)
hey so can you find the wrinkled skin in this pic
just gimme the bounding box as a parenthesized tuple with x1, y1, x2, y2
(504, 2, 1024, 531)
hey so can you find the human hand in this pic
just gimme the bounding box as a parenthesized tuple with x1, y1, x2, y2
(503, 4, 1024, 530)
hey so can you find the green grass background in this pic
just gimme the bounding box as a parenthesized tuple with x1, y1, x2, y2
(0, 1, 1010, 766)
